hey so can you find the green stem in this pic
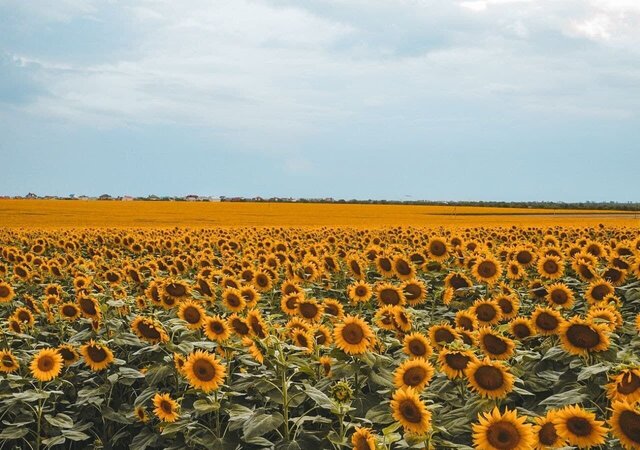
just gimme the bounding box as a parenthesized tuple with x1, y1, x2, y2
(281, 362, 290, 441)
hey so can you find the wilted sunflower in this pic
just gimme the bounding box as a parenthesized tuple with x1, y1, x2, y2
(438, 347, 478, 379)
(609, 400, 640, 450)
(606, 368, 640, 404)
(559, 317, 610, 356)
(177, 300, 206, 329)
(472, 407, 534, 450)
(472, 256, 502, 285)
(334, 315, 374, 355)
(537, 255, 564, 280)
(465, 358, 514, 399)
(242, 337, 264, 364)
(246, 309, 268, 338)
(351, 426, 376, 450)
(390, 387, 432, 435)
(152, 393, 180, 422)
(531, 306, 564, 336)
(403, 332, 433, 359)
(553, 405, 608, 448)
(183, 350, 226, 392)
(532, 411, 565, 450)
(347, 281, 372, 303)
(0, 350, 19, 374)
(80, 340, 114, 371)
(375, 283, 406, 307)
(477, 328, 515, 360)
(393, 358, 434, 391)
(131, 316, 169, 344)
(0, 281, 15, 303)
(30, 348, 63, 382)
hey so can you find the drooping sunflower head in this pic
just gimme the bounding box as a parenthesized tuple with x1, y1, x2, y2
(131, 316, 169, 344)
(606, 368, 640, 404)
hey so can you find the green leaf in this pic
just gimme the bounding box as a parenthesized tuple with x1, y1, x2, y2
(45, 413, 74, 429)
(0, 426, 28, 440)
(365, 403, 393, 425)
(41, 435, 66, 447)
(303, 383, 333, 410)
(577, 363, 609, 381)
(145, 364, 173, 386)
(62, 429, 91, 442)
(130, 428, 158, 450)
(193, 399, 220, 414)
(242, 412, 284, 440)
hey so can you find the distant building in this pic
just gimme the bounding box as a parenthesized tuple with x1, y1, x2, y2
(25, 192, 38, 199)
(185, 195, 199, 202)
(98, 194, 112, 200)
(122, 196, 134, 201)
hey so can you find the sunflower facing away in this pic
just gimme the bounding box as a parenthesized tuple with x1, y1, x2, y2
(390, 387, 432, 435)
(472, 407, 534, 450)
(183, 350, 226, 393)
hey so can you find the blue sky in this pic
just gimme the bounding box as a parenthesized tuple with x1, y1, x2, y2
(1, 0, 639, 201)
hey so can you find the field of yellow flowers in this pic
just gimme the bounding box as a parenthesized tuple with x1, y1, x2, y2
(1, 204, 639, 449)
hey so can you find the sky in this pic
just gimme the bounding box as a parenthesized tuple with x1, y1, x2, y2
(1, 0, 639, 202)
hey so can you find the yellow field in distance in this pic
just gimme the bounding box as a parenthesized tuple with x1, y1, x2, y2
(1, 199, 639, 228)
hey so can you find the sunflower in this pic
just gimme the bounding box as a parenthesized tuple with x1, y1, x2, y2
(506, 262, 525, 281)
(392, 307, 412, 332)
(606, 368, 640, 404)
(222, 288, 246, 312)
(253, 271, 273, 292)
(514, 247, 536, 267)
(473, 299, 503, 326)
(438, 347, 478, 380)
(323, 298, 345, 320)
(545, 283, 575, 309)
(553, 405, 608, 448)
(162, 279, 190, 300)
(393, 358, 434, 391)
(465, 358, 514, 399)
(12, 307, 34, 326)
(609, 400, 640, 450)
(402, 279, 428, 306)
(375, 282, 406, 307)
(183, 350, 226, 392)
(427, 238, 449, 261)
(0, 281, 15, 303)
(509, 318, 534, 340)
(240, 286, 260, 308)
(247, 309, 268, 338)
(588, 305, 622, 331)
(131, 316, 169, 344)
(375, 255, 395, 278)
(152, 393, 180, 422)
(477, 328, 515, 360)
(281, 293, 301, 316)
(532, 411, 565, 449)
(297, 297, 324, 323)
(57, 344, 79, 367)
(390, 387, 432, 435)
(228, 314, 251, 337)
(351, 426, 376, 450)
(313, 324, 332, 346)
(203, 315, 231, 342)
(291, 329, 314, 354)
(472, 256, 503, 285)
(80, 340, 114, 371)
(0, 350, 19, 374)
(319, 355, 333, 377)
(559, 317, 610, 356)
(444, 272, 473, 292)
(334, 315, 374, 355)
(585, 280, 614, 305)
(429, 324, 459, 348)
(242, 337, 264, 364)
(375, 305, 399, 331)
(537, 255, 564, 280)
(393, 255, 416, 280)
(456, 310, 478, 332)
(59, 302, 81, 321)
(30, 348, 63, 382)
(531, 306, 564, 336)
(347, 281, 372, 303)
(472, 407, 534, 450)
(134, 406, 149, 423)
(177, 300, 206, 329)
(403, 332, 433, 359)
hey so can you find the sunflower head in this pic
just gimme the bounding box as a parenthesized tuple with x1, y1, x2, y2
(390, 387, 432, 435)
(473, 407, 534, 450)
(30, 348, 63, 382)
(152, 393, 180, 422)
(183, 350, 226, 393)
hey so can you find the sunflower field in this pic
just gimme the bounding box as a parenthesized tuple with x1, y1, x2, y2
(0, 225, 639, 449)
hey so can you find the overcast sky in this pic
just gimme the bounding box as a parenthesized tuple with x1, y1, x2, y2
(1, 0, 639, 201)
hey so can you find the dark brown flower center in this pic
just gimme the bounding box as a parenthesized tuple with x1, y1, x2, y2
(403, 366, 428, 387)
(38, 355, 54, 371)
(430, 241, 446, 256)
(566, 324, 600, 349)
(476, 304, 497, 322)
(477, 261, 497, 278)
(408, 339, 427, 356)
(379, 288, 401, 306)
(445, 353, 470, 370)
(538, 422, 558, 445)
(342, 323, 365, 345)
(483, 334, 508, 355)
(487, 421, 520, 449)
(566, 417, 592, 437)
(619, 410, 640, 444)
(299, 303, 318, 319)
(399, 400, 422, 423)
(536, 312, 559, 331)
(87, 345, 107, 362)
(165, 283, 186, 297)
(474, 365, 504, 390)
(193, 359, 216, 381)
(617, 372, 640, 395)
(434, 328, 455, 344)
